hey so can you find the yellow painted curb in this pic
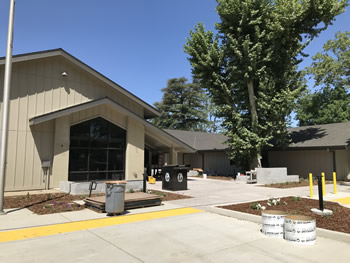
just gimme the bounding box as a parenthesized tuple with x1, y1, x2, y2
(332, 197, 350, 205)
(0, 207, 202, 243)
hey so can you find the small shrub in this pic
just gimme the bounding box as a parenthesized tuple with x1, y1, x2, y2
(80, 194, 88, 199)
(267, 198, 287, 206)
(292, 196, 301, 202)
(250, 203, 265, 210)
(25, 192, 30, 199)
(129, 188, 134, 193)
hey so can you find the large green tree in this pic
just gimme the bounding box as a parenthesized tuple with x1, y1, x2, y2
(152, 77, 209, 131)
(184, 0, 346, 169)
(296, 31, 350, 125)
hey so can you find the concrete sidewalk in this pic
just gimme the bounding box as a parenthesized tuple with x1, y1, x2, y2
(1, 178, 350, 262)
(149, 177, 350, 208)
(1, 211, 349, 263)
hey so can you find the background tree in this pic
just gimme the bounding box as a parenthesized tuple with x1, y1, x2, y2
(296, 31, 350, 126)
(152, 77, 209, 131)
(184, 0, 346, 169)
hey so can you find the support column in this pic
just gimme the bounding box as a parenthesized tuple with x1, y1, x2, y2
(125, 118, 144, 181)
(169, 147, 178, 165)
(52, 116, 70, 188)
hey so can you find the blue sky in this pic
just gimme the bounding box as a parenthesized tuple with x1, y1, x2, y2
(0, 0, 349, 124)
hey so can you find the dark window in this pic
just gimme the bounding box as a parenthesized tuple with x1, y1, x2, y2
(68, 117, 126, 181)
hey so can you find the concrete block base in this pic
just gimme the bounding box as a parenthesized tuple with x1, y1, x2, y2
(311, 208, 333, 216)
(235, 175, 249, 183)
(256, 168, 299, 184)
(60, 180, 143, 195)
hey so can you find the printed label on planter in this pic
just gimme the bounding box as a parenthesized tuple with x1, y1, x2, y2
(261, 211, 287, 238)
(284, 215, 316, 246)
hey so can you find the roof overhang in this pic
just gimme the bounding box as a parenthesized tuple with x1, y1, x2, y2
(269, 145, 348, 151)
(0, 48, 160, 119)
(29, 97, 195, 153)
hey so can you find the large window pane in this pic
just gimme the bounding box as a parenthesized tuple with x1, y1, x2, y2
(89, 149, 107, 172)
(69, 117, 126, 181)
(109, 125, 126, 148)
(108, 149, 124, 171)
(89, 172, 107, 181)
(90, 118, 109, 148)
(107, 172, 124, 180)
(69, 149, 88, 172)
(70, 121, 90, 147)
(69, 172, 88, 181)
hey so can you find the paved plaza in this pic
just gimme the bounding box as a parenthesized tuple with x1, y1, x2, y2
(1, 178, 350, 263)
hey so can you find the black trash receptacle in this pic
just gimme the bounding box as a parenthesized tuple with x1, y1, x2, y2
(162, 165, 189, 191)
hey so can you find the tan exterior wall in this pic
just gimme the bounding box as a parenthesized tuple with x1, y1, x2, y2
(182, 151, 235, 176)
(125, 118, 144, 181)
(183, 153, 203, 169)
(0, 56, 144, 191)
(268, 150, 334, 180)
(203, 152, 235, 176)
(335, 149, 350, 180)
(51, 116, 70, 188)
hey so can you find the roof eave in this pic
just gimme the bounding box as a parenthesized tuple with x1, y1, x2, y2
(0, 48, 161, 119)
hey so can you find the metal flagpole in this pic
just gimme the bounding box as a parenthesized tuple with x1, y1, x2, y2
(0, 0, 16, 215)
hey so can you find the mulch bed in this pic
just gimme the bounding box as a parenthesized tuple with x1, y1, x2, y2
(4, 193, 103, 215)
(4, 190, 191, 215)
(262, 180, 332, 188)
(147, 190, 192, 201)
(219, 196, 350, 234)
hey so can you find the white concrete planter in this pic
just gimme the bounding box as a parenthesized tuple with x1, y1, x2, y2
(261, 210, 287, 238)
(284, 215, 316, 245)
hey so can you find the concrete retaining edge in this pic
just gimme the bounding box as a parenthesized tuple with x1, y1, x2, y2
(205, 206, 350, 244)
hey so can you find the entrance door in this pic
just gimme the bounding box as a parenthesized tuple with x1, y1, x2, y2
(68, 117, 126, 181)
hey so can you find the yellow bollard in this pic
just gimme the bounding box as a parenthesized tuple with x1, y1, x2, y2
(322, 172, 326, 196)
(309, 173, 313, 198)
(333, 172, 337, 194)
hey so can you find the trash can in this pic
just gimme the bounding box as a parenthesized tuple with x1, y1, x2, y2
(105, 180, 127, 214)
(162, 165, 189, 191)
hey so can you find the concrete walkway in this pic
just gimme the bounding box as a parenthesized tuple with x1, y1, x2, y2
(1, 211, 350, 263)
(148, 177, 350, 209)
(1, 178, 350, 262)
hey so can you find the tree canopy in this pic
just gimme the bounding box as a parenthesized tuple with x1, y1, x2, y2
(184, 0, 347, 169)
(152, 77, 209, 131)
(296, 31, 350, 126)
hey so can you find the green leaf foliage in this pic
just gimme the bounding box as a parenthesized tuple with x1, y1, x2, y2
(297, 31, 350, 126)
(152, 77, 209, 131)
(184, 0, 347, 169)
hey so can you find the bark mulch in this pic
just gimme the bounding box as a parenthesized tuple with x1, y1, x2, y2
(4, 190, 191, 215)
(219, 196, 350, 234)
(262, 180, 332, 188)
(4, 193, 103, 215)
(147, 190, 192, 201)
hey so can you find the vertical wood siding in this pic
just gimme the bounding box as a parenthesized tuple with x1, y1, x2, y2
(335, 149, 350, 180)
(268, 150, 334, 180)
(183, 151, 235, 176)
(203, 152, 235, 176)
(0, 56, 144, 191)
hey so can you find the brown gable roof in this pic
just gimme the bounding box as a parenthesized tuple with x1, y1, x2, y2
(286, 122, 350, 149)
(164, 129, 228, 151)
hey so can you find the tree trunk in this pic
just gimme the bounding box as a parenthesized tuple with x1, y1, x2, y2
(247, 79, 261, 168)
(247, 80, 258, 128)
